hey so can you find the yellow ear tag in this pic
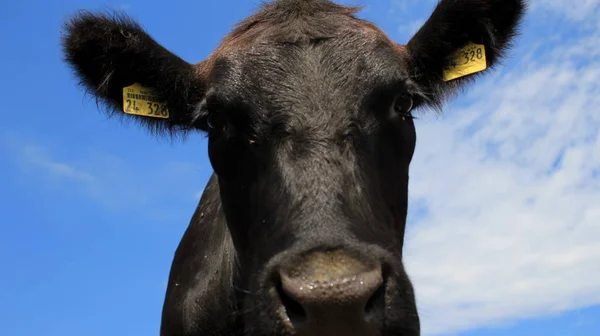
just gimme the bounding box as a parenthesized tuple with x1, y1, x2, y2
(122, 83, 170, 118)
(442, 42, 487, 82)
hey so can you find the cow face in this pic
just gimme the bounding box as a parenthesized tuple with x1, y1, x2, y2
(61, 1, 526, 335)
(204, 10, 420, 336)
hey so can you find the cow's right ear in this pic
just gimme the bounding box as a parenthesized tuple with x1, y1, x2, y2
(61, 11, 210, 136)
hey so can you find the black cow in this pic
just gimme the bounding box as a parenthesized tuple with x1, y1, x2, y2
(61, 0, 526, 335)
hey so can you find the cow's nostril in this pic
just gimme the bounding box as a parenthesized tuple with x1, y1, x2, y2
(364, 278, 386, 315)
(276, 279, 307, 324)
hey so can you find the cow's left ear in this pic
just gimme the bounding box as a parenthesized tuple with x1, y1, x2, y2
(404, 0, 526, 109)
(61, 11, 210, 136)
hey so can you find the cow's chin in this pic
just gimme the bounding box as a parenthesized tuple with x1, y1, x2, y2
(238, 271, 420, 336)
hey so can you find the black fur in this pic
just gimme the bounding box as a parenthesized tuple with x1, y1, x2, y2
(406, 0, 527, 110)
(60, 1, 526, 335)
(61, 11, 206, 136)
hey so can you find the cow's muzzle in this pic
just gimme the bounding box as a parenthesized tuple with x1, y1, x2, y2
(271, 250, 385, 336)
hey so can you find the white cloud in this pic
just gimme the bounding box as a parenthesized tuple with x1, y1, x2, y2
(400, 2, 600, 335)
(531, 0, 600, 21)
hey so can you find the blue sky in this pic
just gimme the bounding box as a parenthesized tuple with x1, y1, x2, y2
(1, 0, 599, 335)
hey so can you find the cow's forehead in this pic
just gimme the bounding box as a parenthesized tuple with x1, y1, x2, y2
(205, 38, 410, 124)
(191, 6, 416, 135)
(217, 9, 403, 55)
(207, 28, 410, 97)
(199, 4, 406, 76)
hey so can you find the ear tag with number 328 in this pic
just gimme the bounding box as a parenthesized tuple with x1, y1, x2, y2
(122, 83, 170, 118)
(442, 42, 487, 81)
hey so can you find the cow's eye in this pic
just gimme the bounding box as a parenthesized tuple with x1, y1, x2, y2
(393, 94, 414, 121)
(192, 95, 231, 135)
(207, 112, 226, 132)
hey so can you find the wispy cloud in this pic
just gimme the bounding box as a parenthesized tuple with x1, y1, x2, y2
(20, 143, 97, 184)
(1, 131, 205, 217)
(388, 1, 600, 335)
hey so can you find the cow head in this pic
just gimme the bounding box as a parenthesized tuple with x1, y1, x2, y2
(62, 0, 525, 335)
